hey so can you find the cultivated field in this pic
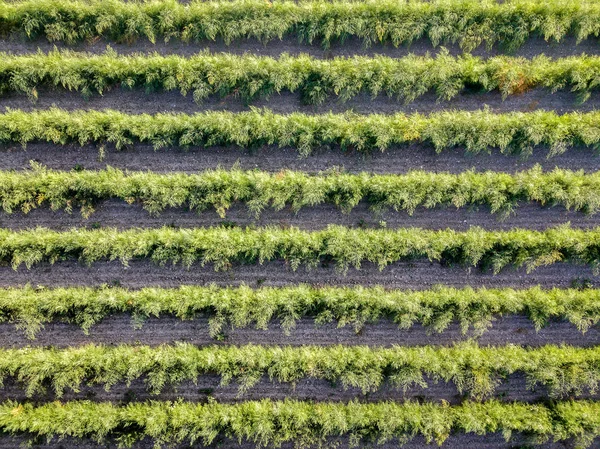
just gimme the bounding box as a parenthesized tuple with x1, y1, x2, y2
(0, 0, 599, 448)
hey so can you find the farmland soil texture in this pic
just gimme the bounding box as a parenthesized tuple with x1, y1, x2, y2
(0, 1, 599, 448)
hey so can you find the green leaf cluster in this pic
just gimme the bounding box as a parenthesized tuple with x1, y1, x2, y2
(2, 165, 600, 217)
(2, 108, 600, 157)
(0, 225, 599, 272)
(0, 399, 598, 447)
(2, 50, 600, 103)
(1, 343, 599, 399)
(2, 0, 599, 51)
(1, 284, 599, 339)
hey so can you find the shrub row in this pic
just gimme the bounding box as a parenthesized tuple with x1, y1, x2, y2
(1, 399, 599, 447)
(2, 50, 600, 103)
(0, 225, 599, 273)
(4, 165, 600, 217)
(1, 0, 599, 51)
(1, 285, 599, 339)
(2, 343, 600, 399)
(2, 109, 600, 157)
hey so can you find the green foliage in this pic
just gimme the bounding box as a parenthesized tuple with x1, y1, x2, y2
(1, 343, 599, 400)
(1, 50, 600, 103)
(1, 284, 600, 339)
(1, 165, 600, 218)
(0, 225, 599, 273)
(0, 399, 598, 447)
(18, 285, 600, 340)
(1, 0, 599, 51)
(2, 108, 600, 157)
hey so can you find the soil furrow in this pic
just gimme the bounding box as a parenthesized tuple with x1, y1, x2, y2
(2, 143, 599, 174)
(0, 433, 594, 449)
(0, 89, 598, 115)
(1, 315, 598, 348)
(1, 35, 597, 59)
(1, 201, 598, 231)
(0, 259, 594, 290)
(1, 374, 596, 405)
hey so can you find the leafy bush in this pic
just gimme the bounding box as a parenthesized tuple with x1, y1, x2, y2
(1, 342, 599, 399)
(2, 108, 600, 157)
(1, 0, 599, 51)
(0, 225, 599, 273)
(1, 284, 599, 339)
(2, 50, 600, 103)
(2, 165, 600, 217)
(0, 399, 598, 447)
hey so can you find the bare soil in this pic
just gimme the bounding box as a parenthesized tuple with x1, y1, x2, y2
(2, 373, 598, 405)
(1, 88, 599, 115)
(0, 433, 595, 449)
(2, 142, 599, 174)
(1, 314, 598, 349)
(2, 35, 598, 59)
(1, 201, 598, 231)
(0, 259, 595, 290)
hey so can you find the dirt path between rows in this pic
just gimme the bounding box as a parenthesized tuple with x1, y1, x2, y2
(1, 201, 598, 231)
(0, 259, 594, 289)
(1, 88, 598, 115)
(0, 433, 593, 449)
(2, 373, 597, 405)
(2, 142, 599, 174)
(2, 35, 597, 59)
(1, 314, 598, 348)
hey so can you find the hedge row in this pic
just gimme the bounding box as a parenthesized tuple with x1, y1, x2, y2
(2, 50, 600, 103)
(2, 0, 599, 51)
(3, 165, 600, 217)
(0, 225, 599, 272)
(1, 285, 599, 339)
(2, 108, 600, 157)
(2, 343, 599, 399)
(1, 399, 599, 447)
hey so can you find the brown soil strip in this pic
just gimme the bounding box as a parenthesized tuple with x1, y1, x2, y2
(0, 259, 594, 290)
(1, 35, 597, 59)
(1, 315, 598, 349)
(2, 143, 598, 174)
(0, 433, 592, 449)
(2, 373, 597, 405)
(1, 88, 598, 115)
(1, 201, 598, 231)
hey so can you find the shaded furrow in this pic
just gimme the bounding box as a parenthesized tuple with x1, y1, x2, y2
(1, 89, 600, 116)
(0, 434, 593, 449)
(2, 35, 598, 59)
(0, 259, 595, 289)
(0, 201, 598, 231)
(1, 315, 598, 348)
(2, 143, 598, 174)
(1, 374, 597, 405)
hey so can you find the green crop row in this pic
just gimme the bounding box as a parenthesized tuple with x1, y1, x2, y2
(3, 108, 600, 157)
(2, 285, 599, 339)
(2, 50, 600, 103)
(1, 0, 599, 51)
(0, 225, 599, 273)
(4, 165, 600, 218)
(2, 343, 599, 399)
(1, 399, 599, 447)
